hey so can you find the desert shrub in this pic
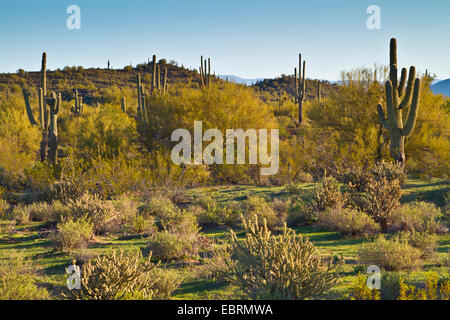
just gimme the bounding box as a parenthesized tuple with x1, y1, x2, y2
(351, 178, 401, 232)
(286, 197, 316, 227)
(312, 176, 346, 212)
(370, 161, 407, 185)
(391, 201, 447, 234)
(441, 251, 450, 267)
(25, 201, 71, 223)
(148, 268, 183, 300)
(316, 206, 380, 237)
(358, 235, 423, 271)
(0, 220, 15, 234)
(398, 232, 439, 260)
(227, 216, 338, 300)
(72, 249, 180, 300)
(143, 194, 181, 229)
(193, 195, 239, 228)
(126, 214, 155, 236)
(51, 217, 93, 252)
(148, 214, 203, 260)
(11, 205, 30, 224)
(296, 172, 314, 183)
(24, 162, 59, 195)
(349, 273, 380, 300)
(0, 250, 50, 300)
(202, 247, 233, 282)
(380, 271, 405, 300)
(398, 272, 449, 300)
(0, 199, 10, 220)
(243, 196, 285, 230)
(85, 155, 146, 199)
(67, 193, 124, 235)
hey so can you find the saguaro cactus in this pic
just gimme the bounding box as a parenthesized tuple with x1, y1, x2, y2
(47, 92, 61, 163)
(294, 54, 307, 125)
(71, 89, 83, 116)
(163, 67, 168, 94)
(199, 56, 211, 88)
(151, 55, 157, 92)
(121, 97, 126, 113)
(136, 74, 148, 123)
(377, 38, 421, 166)
(317, 80, 322, 103)
(22, 52, 51, 161)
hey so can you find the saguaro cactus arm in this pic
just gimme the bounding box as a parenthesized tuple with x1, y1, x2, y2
(377, 104, 389, 130)
(399, 66, 416, 110)
(402, 79, 421, 136)
(22, 88, 39, 126)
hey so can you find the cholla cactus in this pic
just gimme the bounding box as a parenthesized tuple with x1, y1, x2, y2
(227, 215, 338, 299)
(377, 38, 421, 166)
(74, 249, 159, 300)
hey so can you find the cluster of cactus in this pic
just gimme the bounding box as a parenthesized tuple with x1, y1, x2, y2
(22, 52, 61, 163)
(136, 74, 148, 123)
(150, 55, 168, 93)
(294, 54, 307, 124)
(199, 56, 211, 88)
(136, 55, 168, 122)
(377, 38, 421, 166)
(70, 89, 83, 116)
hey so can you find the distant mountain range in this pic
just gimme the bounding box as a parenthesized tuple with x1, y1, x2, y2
(218, 75, 266, 85)
(431, 79, 450, 97)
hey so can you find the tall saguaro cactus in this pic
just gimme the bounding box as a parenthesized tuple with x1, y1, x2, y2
(377, 38, 421, 166)
(151, 55, 157, 92)
(294, 54, 307, 125)
(22, 52, 60, 162)
(47, 93, 61, 163)
(199, 56, 211, 88)
(162, 67, 168, 94)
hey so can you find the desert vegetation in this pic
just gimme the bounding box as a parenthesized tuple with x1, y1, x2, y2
(0, 38, 448, 300)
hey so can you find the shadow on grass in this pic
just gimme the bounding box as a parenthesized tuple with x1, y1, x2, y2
(176, 279, 229, 296)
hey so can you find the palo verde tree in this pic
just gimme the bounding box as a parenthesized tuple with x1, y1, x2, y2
(377, 38, 421, 166)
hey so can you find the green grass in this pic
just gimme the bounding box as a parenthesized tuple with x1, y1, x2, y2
(1, 179, 448, 300)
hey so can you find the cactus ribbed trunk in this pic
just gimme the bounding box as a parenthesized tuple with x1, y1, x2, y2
(121, 97, 126, 113)
(377, 38, 421, 167)
(163, 67, 168, 94)
(151, 55, 157, 92)
(48, 92, 60, 163)
(294, 54, 306, 125)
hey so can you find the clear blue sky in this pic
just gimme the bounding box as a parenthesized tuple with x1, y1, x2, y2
(1, 0, 449, 80)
